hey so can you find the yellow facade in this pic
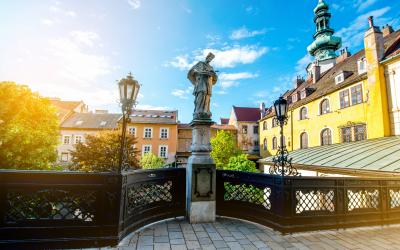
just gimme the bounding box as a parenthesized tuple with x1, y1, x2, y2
(260, 80, 370, 157)
(260, 25, 394, 158)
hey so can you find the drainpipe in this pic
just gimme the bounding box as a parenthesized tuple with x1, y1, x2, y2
(291, 109, 294, 151)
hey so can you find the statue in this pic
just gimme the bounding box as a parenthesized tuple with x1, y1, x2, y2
(188, 52, 218, 120)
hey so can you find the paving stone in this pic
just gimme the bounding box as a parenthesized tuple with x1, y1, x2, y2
(170, 238, 185, 245)
(207, 232, 223, 241)
(171, 245, 187, 250)
(195, 231, 208, 238)
(169, 232, 184, 239)
(155, 236, 170, 243)
(198, 237, 212, 245)
(211, 240, 227, 248)
(185, 240, 200, 249)
(200, 245, 216, 250)
(138, 236, 154, 245)
(154, 243, 171, 250)
(183, 233, 197, 241)
(226, 241, 243, 250)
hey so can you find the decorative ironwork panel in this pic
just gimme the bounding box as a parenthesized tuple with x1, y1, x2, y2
(347, 189, 379, 212)
(5, 189, 96, 223)
(390, 189, 400, 209)
(223, 182, 271, 210)
(127, 181, 173, 214)
(295, 190, 335, 214)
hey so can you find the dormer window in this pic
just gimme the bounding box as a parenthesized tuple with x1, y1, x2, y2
(75, 120, 83, 125)
(335, 73, 344, 84)
(100, 121, 107, 126)
(300, 89, 306, 99)
(292, 93, 298, 102)
(358, 57, 367, 74)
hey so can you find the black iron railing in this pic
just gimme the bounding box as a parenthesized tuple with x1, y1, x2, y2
(118, 168, 186, 240)
(0, 170, 122, 248)
(216, 170, 400, 233)
(0, 168, 186, 248)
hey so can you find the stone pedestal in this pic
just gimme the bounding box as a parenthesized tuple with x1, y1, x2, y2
(186, 119, 216, 223)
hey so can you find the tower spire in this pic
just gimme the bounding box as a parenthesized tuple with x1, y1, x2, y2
(307, 0, 341, 61)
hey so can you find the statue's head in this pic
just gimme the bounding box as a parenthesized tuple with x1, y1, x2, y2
(205, 52, 215, 64)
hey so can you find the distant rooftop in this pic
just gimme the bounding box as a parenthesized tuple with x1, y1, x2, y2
(129, 110, 178, 124)
(61, 113, 121, 129)
(220, 118, 229, 125)
(261, 136, 400, 175)
(233, 106, 260, 122)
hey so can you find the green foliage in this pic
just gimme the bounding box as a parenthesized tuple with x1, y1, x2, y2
(0, 82, 59, 170)
(210, 130, 240, 169)
(70, 130, 140, 172)
(226, 154, 258, 173)
(140, 153, 165, 169)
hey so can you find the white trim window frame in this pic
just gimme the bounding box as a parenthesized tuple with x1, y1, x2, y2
(159, 145, 168, 158)
(60, 152, 69, 162)
(74, 135, 83, 144)
(142, 144, 152, 156)
(144, 127, 153, 139)
(160, 128, 169, 139)
(128, 126, 137, 136)
(63, 135, 71, 145)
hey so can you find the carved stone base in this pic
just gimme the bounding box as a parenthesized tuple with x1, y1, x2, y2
(188, 201, 216, 223)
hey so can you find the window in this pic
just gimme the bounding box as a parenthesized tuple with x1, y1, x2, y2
(61, 152, 69, 162)
(263, 138, 267, 150)
(272, 118, 278, 127)
(272, 137, 277, 150)
(263, 121, 267, 130)
(160, 128, 169, 139)
(253, 125, 259, 134)
(335, 73, 344, 84)
(340, 124, 367, 143)
(144, 128, 153, 138)
(74, 135, 82, 144)
(320, 99, 330, 115)
(339, 89, 350, 109)
(75, 120, 83, 126)
(358, 57, 367, 74)
(299, 107, 308, 120)
(159, 145, 168, 158)
(300, 90, 306, 99)
(100, 121, 107, 126)
(341, 127, 352, 143)
(321, 128, 332, 146)
(292, 93, 298, 103)
(355, 124, 366, 141)
(128, 127, 136, 136)
(142, 145, 152, 156)
(242, 125, 248, 134)
(351, 84, 363, 105)
(300, 132, 308, 149)
(63, 135, 70, 145)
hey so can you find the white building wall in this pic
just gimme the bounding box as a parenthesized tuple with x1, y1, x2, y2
(57, 129, 98, 163)
(385, 59, 400, 135)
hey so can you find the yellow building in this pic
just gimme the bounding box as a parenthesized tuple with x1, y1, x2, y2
(259, 2, 400, 158)
(127, 110, 178, 164)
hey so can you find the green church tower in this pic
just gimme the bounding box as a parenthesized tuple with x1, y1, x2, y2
(307, 0, 341, 61)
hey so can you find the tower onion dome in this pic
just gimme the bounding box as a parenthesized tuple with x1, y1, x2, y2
(307, 0, 341, 61)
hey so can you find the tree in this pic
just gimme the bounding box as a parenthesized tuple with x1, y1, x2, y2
(0, 82, 59, 170)
(70, 130, 140, 172)
(210, 130, 240, 169)
(226, 154, 258, 173)
(140, 153, 165, 169)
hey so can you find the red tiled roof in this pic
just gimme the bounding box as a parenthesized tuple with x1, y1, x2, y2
(233, 106, 260, 122)
(384, 30, 400, 60)
(220, 118, 229, 125)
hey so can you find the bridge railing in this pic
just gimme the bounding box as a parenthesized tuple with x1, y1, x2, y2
(216, 170, 400, 233)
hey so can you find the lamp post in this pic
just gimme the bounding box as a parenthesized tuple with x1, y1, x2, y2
(118, 73, 140, 173)
(269, 96, 299, 177)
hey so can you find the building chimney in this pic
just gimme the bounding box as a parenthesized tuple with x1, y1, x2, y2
(382, 24, 394, 37)
(294, 76, 305, 88)
(312, 61, 321, 84)
(259, 102, 266, 118)
(368, 16, 374, 28)
(364, 15, 384, 61)
(336, 47, 351, 63)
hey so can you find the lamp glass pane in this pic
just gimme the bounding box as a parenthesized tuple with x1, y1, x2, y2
(118, 81, 125, 102)
(126, 81, 133, 102)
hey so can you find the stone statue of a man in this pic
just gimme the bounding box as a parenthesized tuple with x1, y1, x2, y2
(188, 52, 218, 120)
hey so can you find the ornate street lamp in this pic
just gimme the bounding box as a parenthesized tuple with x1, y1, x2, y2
(269, 96, 299, 177)
(118, 73, 140, 173)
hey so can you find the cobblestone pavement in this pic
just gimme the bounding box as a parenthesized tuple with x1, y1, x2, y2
(118, 217, 400, 250)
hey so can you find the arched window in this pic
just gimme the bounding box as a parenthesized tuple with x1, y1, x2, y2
(263, 138, 267, 150)
(300, 132, 308, 149)
(272, 137, 277, 150)
(263, 121, 267, 130)
(299, 107, 308, 120)
(321, 128, 332, 146)
(320, 99, 330, 115)
(272, 118, 278, 127)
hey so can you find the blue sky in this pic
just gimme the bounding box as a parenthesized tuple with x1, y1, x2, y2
(0, 0, 399, 123)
